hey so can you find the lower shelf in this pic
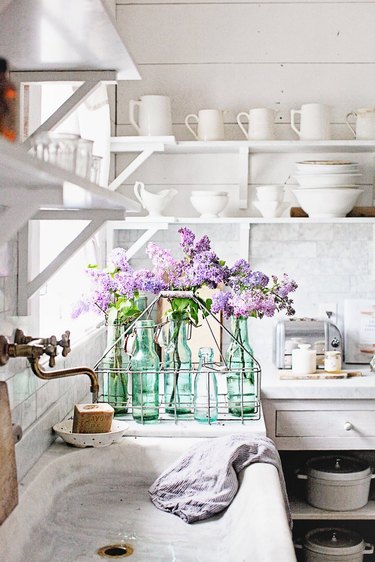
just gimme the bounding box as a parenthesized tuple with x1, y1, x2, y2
(291, 497, 375, 520)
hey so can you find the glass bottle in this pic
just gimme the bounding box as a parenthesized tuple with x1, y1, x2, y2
(0, 58, 17, 142)
(164, 314, 192, 415)
(194, 347, 218, 423)
(130, 319, 160, 423)
(226, 316, 256, 417)
(101, 320, 129, 415)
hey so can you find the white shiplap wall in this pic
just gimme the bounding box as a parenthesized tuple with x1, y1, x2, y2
(113, 0, 375, 363)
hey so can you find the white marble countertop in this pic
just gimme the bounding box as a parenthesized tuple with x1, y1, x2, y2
(260, 361, 375, 400)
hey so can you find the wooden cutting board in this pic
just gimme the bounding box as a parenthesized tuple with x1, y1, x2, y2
(291, 207, 375, 218)
(279, 370, 364, 380)
(0, 382, 18, 524)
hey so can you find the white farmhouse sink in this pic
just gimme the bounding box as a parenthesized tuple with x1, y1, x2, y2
(0, 437, 296, 562)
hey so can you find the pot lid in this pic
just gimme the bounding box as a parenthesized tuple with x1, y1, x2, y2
(307, 455, 371, 481)
(304, 528, 364, 556)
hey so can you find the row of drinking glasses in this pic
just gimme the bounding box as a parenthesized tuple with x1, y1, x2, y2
(30, 132, 102, 183)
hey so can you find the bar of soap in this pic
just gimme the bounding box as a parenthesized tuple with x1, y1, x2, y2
(72, 403, 114, 434)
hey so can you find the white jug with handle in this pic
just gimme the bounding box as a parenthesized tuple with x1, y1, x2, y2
(290, 103, 331, 140)
(346, 108, 375, 139)
(129, 95, 173, 136)
(133, 181, 177, 217)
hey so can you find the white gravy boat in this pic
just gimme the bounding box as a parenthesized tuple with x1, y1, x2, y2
(134, 181, 177, 216)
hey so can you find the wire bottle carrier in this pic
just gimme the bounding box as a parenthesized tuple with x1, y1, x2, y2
(94, 291, 261, 424)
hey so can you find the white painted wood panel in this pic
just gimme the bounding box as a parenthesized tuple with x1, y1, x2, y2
(117, 3, 375, 64)
(118, 1, 375, 4)
(117, 64, 375, 126)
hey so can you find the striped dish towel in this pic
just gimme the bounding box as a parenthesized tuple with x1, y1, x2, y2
(148, 434, 291, 526)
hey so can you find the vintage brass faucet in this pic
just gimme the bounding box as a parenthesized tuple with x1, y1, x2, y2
(0, 329, 99, 403)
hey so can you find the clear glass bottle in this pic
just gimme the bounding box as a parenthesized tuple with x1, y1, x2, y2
(101, 321, 129, 415)
(0, 58, 17, 142)
(164, 314, 192, 415)
(225, 316, 256, 417)
(130, 319, 160, 423)
(194, 347, 218, 423)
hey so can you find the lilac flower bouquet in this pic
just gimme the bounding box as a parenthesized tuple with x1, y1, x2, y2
(211, 258, 298, 320)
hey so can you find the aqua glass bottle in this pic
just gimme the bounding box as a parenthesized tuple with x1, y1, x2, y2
(101, 320, 129, 415)
(164, 314, 192, 415)
(193, 347, 218, 423)
(225, 316, 255, 417)
(130, 319, 160, 423)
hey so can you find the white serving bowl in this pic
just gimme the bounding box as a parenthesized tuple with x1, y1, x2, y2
(293, 188, 363, 218)
(295, 160, 359, 174)
(294, 173, 362, 188)
(53, 419, 128, 448)
(253, 201, 290, 218)
(256, 185, 285, 202)
(190, 190, 229, 218)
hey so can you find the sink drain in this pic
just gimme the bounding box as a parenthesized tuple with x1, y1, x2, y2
(97, 544, 134, 558)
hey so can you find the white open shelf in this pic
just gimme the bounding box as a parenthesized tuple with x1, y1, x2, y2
(0, 138, 140, 245)
(110, 137, 375, 154)
(123, 215, 375, 225)
(291, 497, 375, 521)
(0, 0, 140, 80)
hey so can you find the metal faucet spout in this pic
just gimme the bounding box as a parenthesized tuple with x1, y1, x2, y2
(28, 357, 99, 403)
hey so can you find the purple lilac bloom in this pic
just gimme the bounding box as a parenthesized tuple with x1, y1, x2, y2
(110, 247, 132, 272)
(178, 227, 195, 256)
(133, 269, 167, 293)
(113, 271, 136, 298)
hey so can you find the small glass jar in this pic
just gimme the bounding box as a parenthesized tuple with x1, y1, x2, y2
(75, 138, 94, 178)
(324, 351, 342, 373)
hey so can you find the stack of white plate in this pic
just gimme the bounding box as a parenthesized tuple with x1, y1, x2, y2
(293, 160, 363, 218)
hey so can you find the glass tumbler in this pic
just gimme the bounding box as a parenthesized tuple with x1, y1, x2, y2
(75, 138, 94, 179)
(31, 132, 79, 173)
(89, 155, 102, 184)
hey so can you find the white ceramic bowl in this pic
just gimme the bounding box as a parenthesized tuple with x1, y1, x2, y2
(190, 191, 229, 218)
(253, 201, 290, 218)
(256, 185, 285, 202)
(53, 419, 128, 448)
(295, 161, 359, 175)
(294, 173, 362, 188)
(293, 188, 363, 218)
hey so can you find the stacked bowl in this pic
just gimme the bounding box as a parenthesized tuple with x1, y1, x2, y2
(253, 185, 290, 218)
(293, 160, 363, 218)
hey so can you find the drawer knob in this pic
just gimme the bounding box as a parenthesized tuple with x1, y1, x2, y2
(344, 422, 353, 431)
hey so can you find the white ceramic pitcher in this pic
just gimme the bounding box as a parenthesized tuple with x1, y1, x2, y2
(185, 109, 225, 141)
(346, 108, 375, 139)
(129, 95, 173, 136)
(290, 103, 331, 140)
(133, 181, 177, 216)
(236, 108, 276, 140)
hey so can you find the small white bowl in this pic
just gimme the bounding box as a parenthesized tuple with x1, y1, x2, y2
(53, 419, 128, 448)
(294, 173, 362, 188)
(293, 188, 363, 218)
(256, 185, 285, 202)
(190, 191, 229, 218)
(253, 201, 290, 218)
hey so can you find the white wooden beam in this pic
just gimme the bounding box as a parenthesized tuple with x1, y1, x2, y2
(34, 209, 126, 221)
(22, 80, 102, 150)
(105, 220, 170, 258)
(17, 224, 29, 316)
(0, 187, 61, 245)
(108, 149, 155, 192)
(125, 227, 162, 260)
(239, 223, 250, 260)
(239, 146, 249, 209)
(27, 218, 106, 298)
(11, 70, 116, 85)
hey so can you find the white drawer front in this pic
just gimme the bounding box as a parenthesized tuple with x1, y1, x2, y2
(276, 410, 375, 438)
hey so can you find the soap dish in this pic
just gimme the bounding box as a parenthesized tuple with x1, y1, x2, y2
(53, 419, 128, 448)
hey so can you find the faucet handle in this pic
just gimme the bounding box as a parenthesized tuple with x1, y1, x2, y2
(58, 331, 71, 357)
